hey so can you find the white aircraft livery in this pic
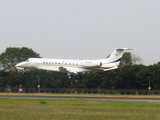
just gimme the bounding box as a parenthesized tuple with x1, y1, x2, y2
(15, 48, 129, 78)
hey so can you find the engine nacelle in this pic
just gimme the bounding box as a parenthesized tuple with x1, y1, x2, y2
(101, 63, 117, 68)
(82, 60, 101, 67)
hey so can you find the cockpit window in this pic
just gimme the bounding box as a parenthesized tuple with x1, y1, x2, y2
(26, 59, 29, 62)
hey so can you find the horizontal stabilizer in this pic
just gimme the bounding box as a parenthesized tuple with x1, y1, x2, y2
(103, 66, 118, 71)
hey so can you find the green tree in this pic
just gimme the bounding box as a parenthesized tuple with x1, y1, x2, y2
(116, 64, 146, 89)
(120, 52, 133, 66)
(0, 70, 9, 87)
(146, 62, 160, 89)
(0, 47, 40, 70)
(13, 70, 41, 87)
(100, 70, 117, 89)
(6, 71, 18, 87)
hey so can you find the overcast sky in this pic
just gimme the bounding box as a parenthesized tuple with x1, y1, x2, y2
(0, 0, 160, 65)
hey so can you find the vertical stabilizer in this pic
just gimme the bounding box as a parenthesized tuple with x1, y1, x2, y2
(106, 48, 129, 65)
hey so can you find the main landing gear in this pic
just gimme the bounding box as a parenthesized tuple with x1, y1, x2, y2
(69, 75, 72, 79)
(22, 68, 25, 74)
(67, 73, 81, 79)
(16, 68, 25, 74)
(77, 75, 81, 79)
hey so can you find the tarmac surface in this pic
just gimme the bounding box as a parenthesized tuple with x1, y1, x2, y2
(1, 94, 160, 102)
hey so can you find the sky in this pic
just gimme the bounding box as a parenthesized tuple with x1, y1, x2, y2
(0, 0, 160, 65)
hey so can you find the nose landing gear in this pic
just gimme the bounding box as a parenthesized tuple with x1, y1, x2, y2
(16, 68, 25, 74)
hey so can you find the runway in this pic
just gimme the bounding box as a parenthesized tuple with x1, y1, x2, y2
(1, 95, 160, 102)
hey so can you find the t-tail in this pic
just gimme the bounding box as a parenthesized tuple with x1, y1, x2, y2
(105, 48, 130, 66)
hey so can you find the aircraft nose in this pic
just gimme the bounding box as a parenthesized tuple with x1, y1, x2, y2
(15, 64, 18, 67)
(15, 63, 20, 67)
(15, 62, 24, 67)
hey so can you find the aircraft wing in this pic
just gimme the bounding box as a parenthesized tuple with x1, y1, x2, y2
(59, 67, 78, 74)
(59, 66, 108, 74)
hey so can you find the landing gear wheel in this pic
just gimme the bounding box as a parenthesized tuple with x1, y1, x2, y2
(22, 68, 25, 74)
(77, 75, 81, 79)
(69, 75, 72, 79)
(67, 73, 72, 79)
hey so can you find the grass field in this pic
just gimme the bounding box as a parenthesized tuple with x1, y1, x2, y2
(0, 97, 160, 120)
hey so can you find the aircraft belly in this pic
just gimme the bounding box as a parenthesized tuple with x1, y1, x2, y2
(62, 66, 103, 73)
(36, 64, 106, 73)
(66, 67, 88, 72)
(37, 65, 60, 72)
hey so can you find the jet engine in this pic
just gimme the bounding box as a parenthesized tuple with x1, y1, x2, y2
(82, 60, 101, 67)
(101, 63, 117, 68)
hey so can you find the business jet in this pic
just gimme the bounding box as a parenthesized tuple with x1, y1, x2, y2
(15, 48, 129, 79)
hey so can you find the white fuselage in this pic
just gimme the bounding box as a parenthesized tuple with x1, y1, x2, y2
(16, 58, 117, 73)
(15, 48, 129, 77)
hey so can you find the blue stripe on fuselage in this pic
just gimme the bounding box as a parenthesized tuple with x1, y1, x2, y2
(110, 58, 121, 63)
(102, 58, 121, 65)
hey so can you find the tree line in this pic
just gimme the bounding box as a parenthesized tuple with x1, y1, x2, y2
(0, 47, 160, 89)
